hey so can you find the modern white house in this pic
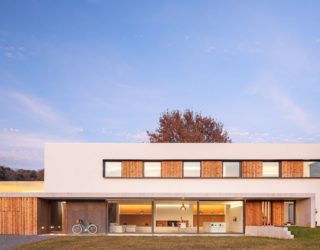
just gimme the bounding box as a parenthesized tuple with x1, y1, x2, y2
(0, 143, 319, 237)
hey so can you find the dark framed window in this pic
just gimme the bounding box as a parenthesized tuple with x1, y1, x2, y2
(304, 161, 320, 177)
(104, 161, 122, 177)
(183, 161, 201, 177)
(144, 162, 161, 177)
(223, 162, 240, 177)
(262, 162, 279, 177)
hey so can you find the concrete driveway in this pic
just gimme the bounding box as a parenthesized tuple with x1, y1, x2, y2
(0, 235, 56, 250)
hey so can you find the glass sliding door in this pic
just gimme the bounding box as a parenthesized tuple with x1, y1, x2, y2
(107, 199, 244, 234)
(199, 201, 244, 233)
(284, 201, 295, 225)
(108, 200, 152, 233)
(154, 201, 197, 233)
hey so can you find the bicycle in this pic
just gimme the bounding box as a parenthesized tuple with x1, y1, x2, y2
(72, 219, 98, 234)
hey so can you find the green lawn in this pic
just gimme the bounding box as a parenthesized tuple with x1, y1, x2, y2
(18, 227, 320, 250)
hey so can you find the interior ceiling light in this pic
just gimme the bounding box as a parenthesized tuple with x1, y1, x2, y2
(180, 202, 187, 211)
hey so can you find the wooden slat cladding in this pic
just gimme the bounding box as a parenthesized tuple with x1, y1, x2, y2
(66, 201, 107, 234)
(272, 202, 284, 226)
(201, 161, 222, 177)
(245, 201, 262, 226)
(37, 199, 50, 234)
(0, 197, 38, 235)
(242, 161, 263, 177)
(281, 161, 303, 177)
(122, 161, 143, 177)
(161, 161, 183, 178)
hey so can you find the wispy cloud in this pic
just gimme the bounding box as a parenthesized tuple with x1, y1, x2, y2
(0, 128, 49, 149)
(206, 45, 216, 53)
(7, 91, 62, 123)
(0, 128, 77, 169)
(0, 91, 85, 169)
(0, 45, 26, 60)
(118, 131, 149, 142)
(99, 129, 149, 143)
(267, 86, 318, 133)
(247, 79, 320, 134)
(229, 127, 320, 143)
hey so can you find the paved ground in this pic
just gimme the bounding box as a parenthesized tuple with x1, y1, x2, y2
(0, 235, 56, 250)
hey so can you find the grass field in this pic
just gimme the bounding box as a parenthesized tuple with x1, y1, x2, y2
(18, 227, 320, 250)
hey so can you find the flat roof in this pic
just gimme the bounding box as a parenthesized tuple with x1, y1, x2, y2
(45, 143, 320, 160)
(0, 192, 315, 200)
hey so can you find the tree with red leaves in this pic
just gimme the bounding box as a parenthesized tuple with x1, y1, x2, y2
(147, 110, 231, 143)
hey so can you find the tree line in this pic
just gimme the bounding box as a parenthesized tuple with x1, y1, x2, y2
(0, 166, 44, 181)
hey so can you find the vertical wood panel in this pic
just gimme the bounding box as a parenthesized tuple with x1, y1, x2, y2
(281, 161, 303, 177)
(242, 161, 263, 177)
(161, 161, 183, 177)
(0, 197, 38, 235)
(121, 161, 143, 177)
(272, 202, 284, 226)
(66, 201, 106, 234)
(201, 161, 222, 177)
(245, 201, 262, 226)
(37, 199, 50, 234)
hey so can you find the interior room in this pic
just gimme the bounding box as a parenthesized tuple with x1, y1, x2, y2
(107, 200, 244, 234)
(108, 200, 152, 233)
(154, 201, 197, 233)
(198, 201, 244, 233)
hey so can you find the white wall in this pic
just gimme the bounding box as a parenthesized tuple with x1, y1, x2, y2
(226, 205, 243, 233)
(44, 143, 320, 226)
(296, 198, 315, 227)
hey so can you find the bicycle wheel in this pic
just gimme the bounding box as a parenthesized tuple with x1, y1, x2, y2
(88, 224, 98, 234)
(72, 224, 82, 234)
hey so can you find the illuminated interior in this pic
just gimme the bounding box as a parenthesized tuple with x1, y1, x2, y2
(108, 201, 152, 233)
(107, 200, 244, 234)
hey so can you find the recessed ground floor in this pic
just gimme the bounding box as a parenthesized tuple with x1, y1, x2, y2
(0, 196, 315, 235)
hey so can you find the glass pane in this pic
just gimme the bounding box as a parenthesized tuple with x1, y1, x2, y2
(183, 162, 200, 177)
(304, 161, 320, 177)
(223, 162, 240, 177)
(284, 201, 295, 225)
(108, 201, 152, 233)
(144, 162, 161, 177)
(199, 201, 243, 233)
(154, 201, 197, 233)
(262, 162, 279, 177)
(105, 162, 122, 177)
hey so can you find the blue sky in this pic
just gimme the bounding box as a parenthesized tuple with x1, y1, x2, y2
(1, 0, 320, 169)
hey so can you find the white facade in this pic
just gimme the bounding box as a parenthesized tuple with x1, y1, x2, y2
(44, 143, 320, 227)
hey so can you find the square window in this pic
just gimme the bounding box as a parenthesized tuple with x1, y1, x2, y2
(262, 162, 279, 177)
(183, 162, 201, 177)
(223, 162, 240, 177)
(104, 161, 122, 177)
(144, 162, 161, 177)
(304, 161, 320, 177)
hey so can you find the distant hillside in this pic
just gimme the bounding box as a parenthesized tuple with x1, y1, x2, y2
(0, 166, 44, 181)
